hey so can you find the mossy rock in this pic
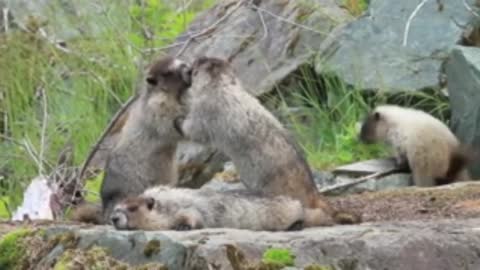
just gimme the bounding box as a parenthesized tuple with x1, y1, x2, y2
(0, 228, 33, 269)
(53, 245, 168, 270)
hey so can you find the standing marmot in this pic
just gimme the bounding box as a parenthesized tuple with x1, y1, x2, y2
(359, 104, 471, 187)
(110, 186, 332, 231)
(73, 56, 192, 223)
(176, 57, 333, 219)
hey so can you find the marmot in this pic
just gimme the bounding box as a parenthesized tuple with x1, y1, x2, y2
(359, 104, 471, 187)
(176, 57, 331, 214)
(110, 186, 333, 231)
(73, 56, 191, 223)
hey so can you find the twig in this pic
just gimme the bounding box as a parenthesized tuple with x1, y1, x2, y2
(22, 137, 41, 169)
(77, 95, 138, 182)
(250, 5, 327, 36)
(38, 87, 48, 176)
(175, 0, 245, 57)
(2, 8, 8, 33)
(319, 168, 404, 194)
(403, 0, 430, 47)
(463, 0, 480, 17)
(256, 7, 269, 41)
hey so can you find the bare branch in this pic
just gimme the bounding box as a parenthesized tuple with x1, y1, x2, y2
(2, 8, 9, 33)
(250, 5, 327, 36)
(175, 0, 245, 57)
(403, 0, 430, 47)
(78, 95, 138, 182)
(319, 168, 405, 194)
(38, 87, 48, 176)
(256, 8, 269, 41)
(463, 0, 480, 17)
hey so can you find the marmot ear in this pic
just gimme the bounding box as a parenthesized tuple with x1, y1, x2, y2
(373, 112, 381, 121)
(145, 197, 155, 210)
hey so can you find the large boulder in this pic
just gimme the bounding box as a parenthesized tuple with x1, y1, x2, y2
(446, 45, 480, 178)
(2, 0, 128, 40)
(2, 218, 480, 270)
(320, 0, 477, 91)
(168, 0, 353, 96)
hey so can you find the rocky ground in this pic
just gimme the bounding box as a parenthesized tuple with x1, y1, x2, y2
(2, 182, 480, 270)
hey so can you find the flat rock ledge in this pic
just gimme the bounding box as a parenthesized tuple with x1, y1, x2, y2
(2, 218, 480, 270)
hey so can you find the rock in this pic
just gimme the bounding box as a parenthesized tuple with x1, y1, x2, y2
(168, 0, 353, 96)
(332, 158, 399, 176)
(3, 217, 480, 270)
(320, 173, 411, 196)
(3, 0, 123, 40)
(320, 0, 476, 92)
(446, 45, 480, 178)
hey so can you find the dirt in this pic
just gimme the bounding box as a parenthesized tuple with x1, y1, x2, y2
(330, 182, 480, 223)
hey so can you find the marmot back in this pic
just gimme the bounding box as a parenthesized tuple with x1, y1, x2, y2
(359, 104, 471, 187)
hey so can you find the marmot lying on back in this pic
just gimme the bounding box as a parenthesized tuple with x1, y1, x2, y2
(176, 57, 333, 217)
(110, 186, 334, 231)
(72, 56, 191, 223)
(359, 105, 471, 187)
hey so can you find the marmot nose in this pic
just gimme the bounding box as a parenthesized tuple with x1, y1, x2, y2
(111, 216, 119, 225)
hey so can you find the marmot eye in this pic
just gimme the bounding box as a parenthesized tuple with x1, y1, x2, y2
(146, 77, 158, 86)
(127, 205, 138, 212)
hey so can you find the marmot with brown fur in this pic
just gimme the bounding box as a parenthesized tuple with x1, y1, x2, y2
(175, 57, 350, 225)
(359, 104, 471, 187)
(72, 56, 191, 223)
(110, 186, 334, 231)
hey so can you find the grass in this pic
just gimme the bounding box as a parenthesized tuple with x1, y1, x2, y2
(262, 248, 295, 267)
(0, 0, 213, 217)
(342, 0, 369, 16)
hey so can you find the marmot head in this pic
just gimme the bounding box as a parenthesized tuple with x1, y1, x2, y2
(190, 56, 234, 89)
(110, 195, 180, 231)
(359, 107, 389, 144)
(145, 56, 192, 96)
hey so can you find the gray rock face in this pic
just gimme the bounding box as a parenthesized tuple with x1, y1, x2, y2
(3, 0, 128, 40)
(321, 0, 475, 91)
(447, 45, 480, 178)
(168, 0, 353, 96)
(40, 218, 480, 270)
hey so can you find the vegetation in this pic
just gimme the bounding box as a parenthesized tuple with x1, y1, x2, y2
(0, 0, 213, 217)
(0, 0, 450, 219)
(0, 228, 33, 269)
(261, 248, 295, 267)
(342, 0, 369, 16)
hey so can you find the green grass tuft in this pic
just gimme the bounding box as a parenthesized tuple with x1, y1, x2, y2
(262, 248, 295, 267)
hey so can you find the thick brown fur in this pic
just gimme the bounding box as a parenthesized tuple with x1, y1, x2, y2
(97, 56, 191, 223)
(359, 105, 471, 187)
(70, 203, 103, 225)
(110, 186, 335, 231)
(176, 57, 344, 225)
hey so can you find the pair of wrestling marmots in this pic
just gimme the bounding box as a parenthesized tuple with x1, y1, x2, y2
(74, 55, 346, 230)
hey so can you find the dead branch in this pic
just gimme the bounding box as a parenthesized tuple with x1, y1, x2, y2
(250, 5, 327, 36)
(403, 0, 430, 47)
(77, 95, 138, 182)
(2, 8, 9, 33)
(319, 168, 406, 194)
(175, 0, 245, 57)
(256, 7, 269, 41)
(463, 0, 480, 17)
(38, 87, 48, 176)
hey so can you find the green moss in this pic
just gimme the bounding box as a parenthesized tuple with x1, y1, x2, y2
(143, 239, 161, 258)
(261, 248, 295, 267)
(0, 228, 33, 269)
